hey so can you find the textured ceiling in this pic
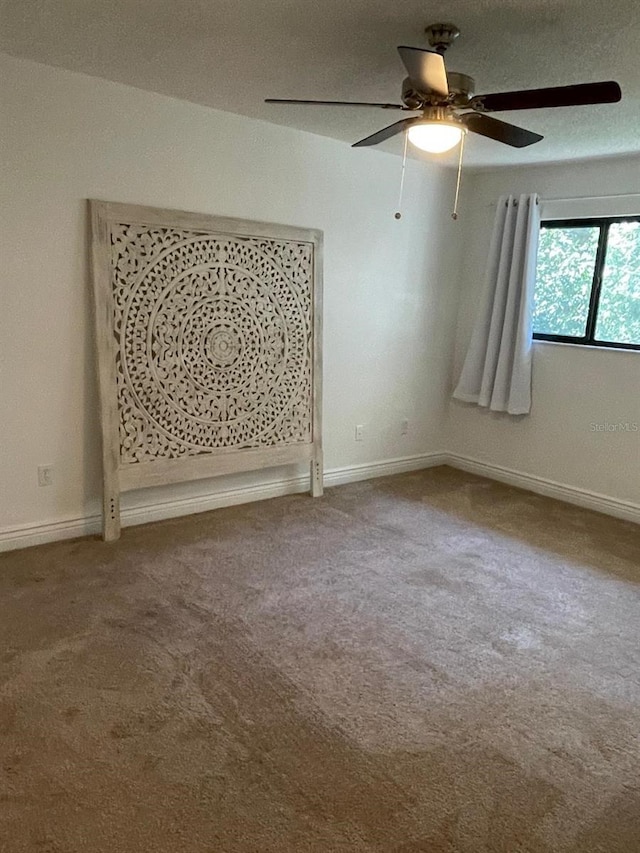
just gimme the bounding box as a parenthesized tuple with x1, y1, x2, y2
(1, 0, 639, 167)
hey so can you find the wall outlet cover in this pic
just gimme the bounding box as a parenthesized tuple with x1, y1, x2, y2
(38, 465, 54, 487)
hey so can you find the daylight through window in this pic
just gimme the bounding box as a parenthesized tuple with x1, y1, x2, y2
(533, 217, 640, 349)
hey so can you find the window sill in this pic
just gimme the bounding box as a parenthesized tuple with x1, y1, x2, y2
(533, 338, 640, 354)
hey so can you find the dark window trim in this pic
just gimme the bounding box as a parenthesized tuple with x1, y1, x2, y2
(534, 215, 640, 352)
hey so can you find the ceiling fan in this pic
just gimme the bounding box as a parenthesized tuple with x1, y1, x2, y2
(265, 23, 622, 154)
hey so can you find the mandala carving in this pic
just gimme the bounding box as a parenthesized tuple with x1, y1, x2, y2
(108, 224, 314, 462)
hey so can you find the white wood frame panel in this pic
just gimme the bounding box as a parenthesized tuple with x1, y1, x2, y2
(90, 201, 323, 541)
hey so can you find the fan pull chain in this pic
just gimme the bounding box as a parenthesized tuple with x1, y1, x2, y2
(451, 131, 466, 220)
(394, 132, 409, 220)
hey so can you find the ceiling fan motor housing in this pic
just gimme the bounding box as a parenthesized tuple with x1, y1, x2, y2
(401, 72, 474, 109)
(447, 72, 475, 104)
(419, 105, 465, 128)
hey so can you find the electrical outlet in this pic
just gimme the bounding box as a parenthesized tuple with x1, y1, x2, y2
(38, 465, 54, 487)
(355, 424, 364, 441)
(401, 418, 409, 436)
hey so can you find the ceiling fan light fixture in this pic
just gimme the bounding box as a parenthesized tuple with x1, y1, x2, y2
(407, 120, 464, 153)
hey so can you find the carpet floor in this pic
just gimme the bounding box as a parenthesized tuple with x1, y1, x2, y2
(1, 466, 639, 852)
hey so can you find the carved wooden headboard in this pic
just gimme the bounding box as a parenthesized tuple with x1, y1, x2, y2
(90, 201, 323, 540)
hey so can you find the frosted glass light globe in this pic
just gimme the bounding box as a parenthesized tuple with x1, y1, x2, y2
(408, 122, 463, 154)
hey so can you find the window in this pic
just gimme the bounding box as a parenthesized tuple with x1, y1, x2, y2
(533, 217, 640, 350)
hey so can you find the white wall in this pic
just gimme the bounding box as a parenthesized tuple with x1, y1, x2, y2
(447, 157, 640, 506)
(0, 53, 460, 545)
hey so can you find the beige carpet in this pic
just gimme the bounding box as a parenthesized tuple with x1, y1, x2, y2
(1, 467, 639, 852)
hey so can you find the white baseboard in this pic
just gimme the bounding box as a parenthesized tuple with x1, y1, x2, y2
(0, 452, 446, 552)
(446, 452, 640, 525)
(2, 450, 636, 552)
(0, 515, 103, 553)
(324, 452, 448, 488)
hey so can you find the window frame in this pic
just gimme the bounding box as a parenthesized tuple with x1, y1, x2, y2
(534, 215, 640, 351)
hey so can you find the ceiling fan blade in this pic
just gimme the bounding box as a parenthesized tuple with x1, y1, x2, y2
(265, 98, 408, 110)
(470, 81, 622, 113)
(397, 46, 449, 98)
(461, 113, 543, 147)
(352, 118, 419, 148)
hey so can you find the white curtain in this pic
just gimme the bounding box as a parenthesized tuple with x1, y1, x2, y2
(453, 193, 540, 415)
